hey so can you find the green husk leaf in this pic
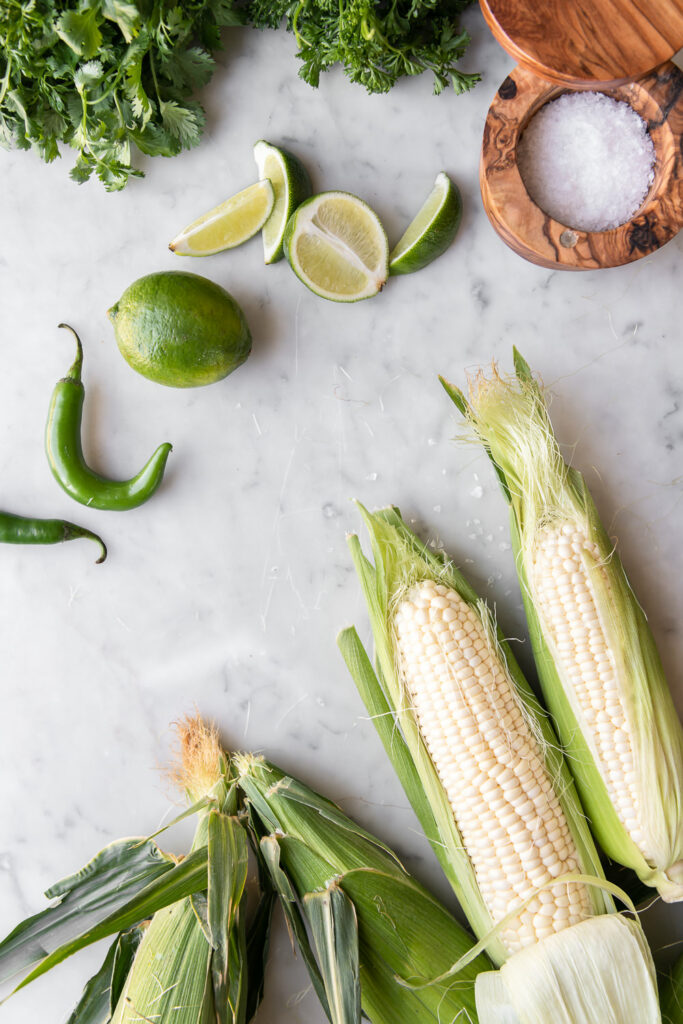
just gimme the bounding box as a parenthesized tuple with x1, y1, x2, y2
(660, 952, 683, 1024)
(6, 848, 208, 998)
(66, 924, 145, 1024)
(109, 927, 146, 1017)
(244, 879, 276, 1021)
(258, 835, 331, 1019)
(66, 937, 118, 1024)
(208, 812, 249, 949)
(357, 942, 468, 1024)
(304, 885, 361, 1024)
(0, 839, 174, 985)
(208, 811, 250, 1024)
(340, 867, 485, 1020)
(110, 899, 213, 1024)
(446, 355, 683, 901)
(337, 624, 442, 856)
(242, 759, 489, 1023)
(237, 756, 403, 878)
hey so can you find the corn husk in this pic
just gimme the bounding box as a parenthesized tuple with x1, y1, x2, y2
(339, 504, 610, 966)
(441, 352, 683, 902)
(0, 837, 209, 998)
(111, 898, 215, 1024)
(65, 925, 145, 1024)
(236, 752, 491, 1024)
(660, 951, 683, 1024)
(475, 915, 661, 1024)
(0, 716, 269, 1024)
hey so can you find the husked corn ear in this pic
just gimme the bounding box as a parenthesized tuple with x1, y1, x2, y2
(394, 579, 592, 954)
(530, 523, 654, 864)
(442, 352, 683, 902)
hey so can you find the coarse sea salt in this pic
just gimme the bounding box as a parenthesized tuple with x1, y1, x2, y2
(517, 91, 656, 232)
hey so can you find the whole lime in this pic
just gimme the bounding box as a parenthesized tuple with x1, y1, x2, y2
(108, 271, 251, 388)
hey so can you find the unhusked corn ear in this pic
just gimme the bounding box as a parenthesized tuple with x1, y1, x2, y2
(342, 505, 609, 968)
(235, 753, 490, 1024)
(442, 352, 683, 902)
(394, 579, 592, 954)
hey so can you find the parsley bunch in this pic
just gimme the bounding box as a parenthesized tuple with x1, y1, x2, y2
(245, 0, 480, 95)
(0, 0, 242, 190)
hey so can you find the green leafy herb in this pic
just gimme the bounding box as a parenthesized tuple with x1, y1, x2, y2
(1, 0, 478, 190)
(0, 0, 243, 190)
(244, 0, 480, 95)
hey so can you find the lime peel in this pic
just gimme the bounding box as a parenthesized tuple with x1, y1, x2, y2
(169, 180, 275, 257)
(389, 171, 462, 275)
(254, 140, 312, 264)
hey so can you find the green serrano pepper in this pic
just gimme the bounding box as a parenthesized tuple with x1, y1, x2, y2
(0, 510, 106, 562)
(46, 325, 172, 511)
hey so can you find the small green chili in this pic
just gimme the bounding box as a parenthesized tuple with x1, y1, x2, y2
(0, 510, 107, 562)
(45, 324, 172, 511)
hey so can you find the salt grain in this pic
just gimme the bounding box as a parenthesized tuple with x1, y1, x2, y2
(517, 91, 655, 232)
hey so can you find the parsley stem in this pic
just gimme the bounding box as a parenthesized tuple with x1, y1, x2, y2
(291, 2, 309, 48)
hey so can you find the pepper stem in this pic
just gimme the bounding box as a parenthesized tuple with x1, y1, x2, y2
(58, 323, 84, 382)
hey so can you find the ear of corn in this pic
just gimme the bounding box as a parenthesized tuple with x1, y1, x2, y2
(340, 504, 609, 966)
(236, 752, 491, 1024)
(441, 353, 683, 902)
(475, 915, 661, 1024)
(0, 716, 271, 1024)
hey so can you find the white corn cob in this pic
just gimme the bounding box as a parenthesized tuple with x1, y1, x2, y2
(442, 353, 683, 901)
(393, 578, 592, 955)
(529, 523, 655, 865)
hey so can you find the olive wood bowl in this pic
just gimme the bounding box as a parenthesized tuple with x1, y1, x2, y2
(480, 62, 683, 270)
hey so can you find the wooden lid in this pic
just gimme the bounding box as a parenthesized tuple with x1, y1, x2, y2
(480, 0, 683, 86)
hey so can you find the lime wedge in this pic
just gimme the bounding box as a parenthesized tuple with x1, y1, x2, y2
(389, 172, 462, 275)
(284, 192, 389, 303)
(254, 140, 312, 264)
(169, 180, 275, 256)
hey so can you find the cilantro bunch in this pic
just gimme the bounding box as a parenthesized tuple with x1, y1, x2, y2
(0, 0, 242, 190)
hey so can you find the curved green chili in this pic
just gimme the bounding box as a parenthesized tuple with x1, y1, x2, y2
(45, 325, 172, 511)
(0, 510, 107, 562)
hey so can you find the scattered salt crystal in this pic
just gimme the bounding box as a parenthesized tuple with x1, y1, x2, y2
(517, 91, 655, 232)
(470, 485, 483, 498)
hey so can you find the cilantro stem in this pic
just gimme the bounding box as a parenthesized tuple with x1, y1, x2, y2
(0, 57, 12, 106)
(149, 51, 163, 108)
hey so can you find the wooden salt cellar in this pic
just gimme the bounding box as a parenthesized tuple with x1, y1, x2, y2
(479, 0, 683, 270)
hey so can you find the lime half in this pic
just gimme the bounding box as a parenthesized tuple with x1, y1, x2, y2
(254, 140, 312, 264)
(389, 172, 462, 275)
(169, 180, 275, 256)
(284, 192, 389, 303)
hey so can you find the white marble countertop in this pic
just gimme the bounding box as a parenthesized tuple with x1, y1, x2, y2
(0, 9, 681, 1022)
